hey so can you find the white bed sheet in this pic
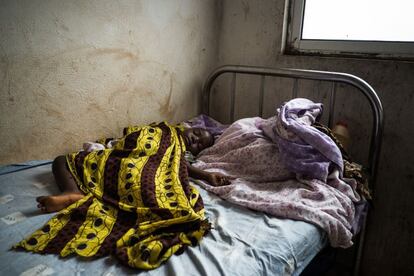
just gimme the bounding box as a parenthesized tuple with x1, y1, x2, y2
(0, 161, 326, 276)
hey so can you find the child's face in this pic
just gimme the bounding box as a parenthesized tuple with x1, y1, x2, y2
(183, 128, 214, 156)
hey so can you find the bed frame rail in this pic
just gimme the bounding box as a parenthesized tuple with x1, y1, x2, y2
(202, 65, 383, 186)
(202, 64, 384, 276)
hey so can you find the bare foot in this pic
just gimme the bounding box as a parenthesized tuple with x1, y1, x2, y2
(36, 193, 84, 213)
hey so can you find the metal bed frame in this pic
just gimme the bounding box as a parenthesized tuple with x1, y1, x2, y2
(202, 65, 384, 275)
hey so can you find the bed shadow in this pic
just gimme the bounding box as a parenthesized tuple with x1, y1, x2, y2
(103, 256, 148, 274)
(32, 171, 60, 195)
(60, 255, 148, 274)
(20, 208, 45, 217)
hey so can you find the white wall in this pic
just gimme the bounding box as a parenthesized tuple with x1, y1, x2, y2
(0, 0, 219, 163)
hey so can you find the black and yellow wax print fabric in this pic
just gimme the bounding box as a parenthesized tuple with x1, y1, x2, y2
(16, 122, 210, 269)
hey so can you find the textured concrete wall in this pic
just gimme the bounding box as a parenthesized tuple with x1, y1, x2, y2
(0, 0, 219, 163)
(216, 1, 414, 275)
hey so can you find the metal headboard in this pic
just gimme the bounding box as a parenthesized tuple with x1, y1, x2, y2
(202, 64, 384, 275)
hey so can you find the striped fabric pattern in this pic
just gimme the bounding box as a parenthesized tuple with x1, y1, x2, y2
(16, 122, 210, 270)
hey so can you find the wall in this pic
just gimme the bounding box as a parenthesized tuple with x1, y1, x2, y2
(0, 0, 219, 163)
(216, 1, 414, 275)
(1, 0, 413, 274)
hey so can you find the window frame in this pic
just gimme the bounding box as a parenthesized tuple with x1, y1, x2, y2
(281, 0, 414, 60)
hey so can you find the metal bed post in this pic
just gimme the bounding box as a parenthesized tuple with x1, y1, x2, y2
(230, 73, 237, 122)
(203, 65, 383, 186)
(259, 75, 266, 118)
(292, 78, 299, 98)
(202, 65, 383, 276)
(328, 82, 337, 129)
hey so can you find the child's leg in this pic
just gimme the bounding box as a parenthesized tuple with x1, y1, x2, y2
(36, 155, 84, 213)
(52, 155, 81, 193)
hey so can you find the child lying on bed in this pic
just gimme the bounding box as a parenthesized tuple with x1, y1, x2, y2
(18, 121, 223, 269)
(37, 123, 231, 213)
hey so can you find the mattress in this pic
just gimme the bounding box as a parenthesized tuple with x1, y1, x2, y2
(0, 161, 326, 276)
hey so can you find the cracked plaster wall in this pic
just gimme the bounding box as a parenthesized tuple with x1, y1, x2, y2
(0, 0, 219, 163)
(2, 0, 413, 274)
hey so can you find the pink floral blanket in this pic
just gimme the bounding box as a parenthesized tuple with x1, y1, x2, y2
(193, 117, 360, 248)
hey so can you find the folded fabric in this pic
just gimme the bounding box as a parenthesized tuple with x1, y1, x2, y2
(195, 117, 360, 248)
(258, 98, 343, 182)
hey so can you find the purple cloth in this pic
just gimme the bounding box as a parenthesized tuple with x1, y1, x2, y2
(183, 114, 228, 139)
(352, 200, 369, 235)
(194, 117, 360, 248)
(258, 98, 343, 182)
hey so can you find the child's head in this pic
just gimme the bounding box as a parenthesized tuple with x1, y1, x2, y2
(183, 127, 214, 156)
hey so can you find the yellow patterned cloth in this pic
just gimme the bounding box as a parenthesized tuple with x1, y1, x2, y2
(16, 122, 210, 269)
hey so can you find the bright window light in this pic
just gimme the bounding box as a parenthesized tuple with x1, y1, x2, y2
(302, 0, 414, 42)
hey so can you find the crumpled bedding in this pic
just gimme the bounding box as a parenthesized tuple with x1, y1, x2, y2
(0, 161, 325, 276)
(194, 99, 361, 247)
(259, 98, 344, 182)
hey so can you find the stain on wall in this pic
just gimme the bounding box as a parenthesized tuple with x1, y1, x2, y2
(2, 1, 413, 274)
(0, 0, 219, 163)
(215, 1, 414, 275)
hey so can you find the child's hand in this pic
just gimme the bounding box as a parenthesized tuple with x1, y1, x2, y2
(207, 173, 233, 186)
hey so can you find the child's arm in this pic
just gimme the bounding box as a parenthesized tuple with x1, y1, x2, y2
(186, 163, 232, 186)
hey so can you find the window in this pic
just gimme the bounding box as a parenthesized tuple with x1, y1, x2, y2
(282, 0, 414, 60)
